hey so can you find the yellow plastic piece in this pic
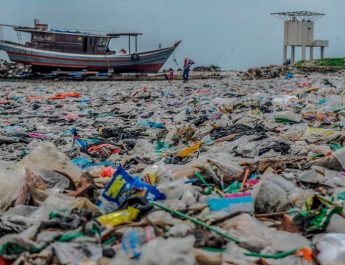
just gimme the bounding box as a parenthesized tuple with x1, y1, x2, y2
(97, 206, 140, 228)
(304, 128, 335, 137)
(176, 142, 202, 158)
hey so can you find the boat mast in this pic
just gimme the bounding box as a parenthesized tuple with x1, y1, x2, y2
(0, 26, 4, 43)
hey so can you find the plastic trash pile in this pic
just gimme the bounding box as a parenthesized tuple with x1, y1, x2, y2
(240, 65, 294, 80)
(0, 60, 31, 78)
(193, 65, 221, 72)
(0, 72, 345, 265)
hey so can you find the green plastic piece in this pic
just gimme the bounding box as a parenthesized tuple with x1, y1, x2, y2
(194, 171, 213, 195)
(103, 236, 117, 245)
(244, 248, 298, 259)
(59, 231, 86, 242)
(337, 192, 345, 201)
(150, 201, 241, 244)
(223, 181, 241, 193)
(151, 202, 299, 260)
(329, 143, 343, 150)
(202, 247, 225, 253)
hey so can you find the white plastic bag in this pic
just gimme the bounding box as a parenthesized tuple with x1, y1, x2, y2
(18, 142, 82, 182)
(0, 161, 26, 211)
(140, 236, 195, 265)
(272, 95, 298, 107)
(317, 233, 345, 263)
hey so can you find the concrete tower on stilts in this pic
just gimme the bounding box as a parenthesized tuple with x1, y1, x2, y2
(271, 11, 329, 64)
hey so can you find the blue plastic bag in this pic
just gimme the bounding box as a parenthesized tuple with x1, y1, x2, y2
(97, 166, 165, 212)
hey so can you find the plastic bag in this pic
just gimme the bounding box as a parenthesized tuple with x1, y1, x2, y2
(139, 236, 195, 265)
(131, 139, 159, 160)
(327, 214, 345, 233)
(222, 213, 310, 252)
(18, 142, 82, 182)
(173, 110, 187, 123)
(303, 128, 336, 138)
(30, 194, 74, 221)
(272, 95, 298, 107)
(254, 175, 297, 213)
(274, 111, 302, 123)
(52, 242, 102, 264)
(0, 161, 26, 211)
(211, 97, 237, 109)
(317, 233, 345, 263)
(97, 166, 165, 213)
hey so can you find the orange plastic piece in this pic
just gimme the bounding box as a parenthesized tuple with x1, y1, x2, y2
(101, 167, 116, 178)
(49, 92, 81, 99)
(295, 247, 313, 262)
(176, 142, 202, 158)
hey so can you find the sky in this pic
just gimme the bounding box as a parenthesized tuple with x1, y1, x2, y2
(0, 0, 344, 70)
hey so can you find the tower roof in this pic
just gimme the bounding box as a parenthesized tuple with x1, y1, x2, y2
(271, 11, 325, 22)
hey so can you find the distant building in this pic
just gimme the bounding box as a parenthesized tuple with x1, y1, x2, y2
(271, 11, 329, 63)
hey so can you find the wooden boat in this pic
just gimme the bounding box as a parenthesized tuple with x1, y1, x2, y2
(0, 20, 181, 73)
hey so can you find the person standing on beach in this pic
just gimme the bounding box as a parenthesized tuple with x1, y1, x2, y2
(183, 58, 195, 82)
(167, 68, 174, 82)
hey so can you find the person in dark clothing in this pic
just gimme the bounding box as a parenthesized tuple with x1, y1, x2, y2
(284, 58, 291, 65)
(183, 58, 195, 82)
(164, 68, 174, 82)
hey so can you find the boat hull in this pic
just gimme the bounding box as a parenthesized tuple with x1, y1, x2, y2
(0, 41, 179, 73)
